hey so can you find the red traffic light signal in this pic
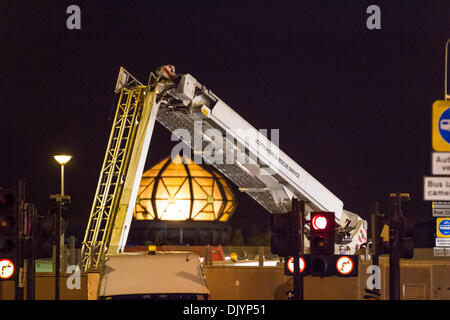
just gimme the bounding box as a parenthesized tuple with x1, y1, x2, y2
(312, 214, 328, 230)
(310, 212, 335, 255)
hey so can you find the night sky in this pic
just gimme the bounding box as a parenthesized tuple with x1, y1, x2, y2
(1, 1, 449, 247)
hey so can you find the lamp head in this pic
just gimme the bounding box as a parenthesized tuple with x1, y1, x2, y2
(54, 155, 72, 166)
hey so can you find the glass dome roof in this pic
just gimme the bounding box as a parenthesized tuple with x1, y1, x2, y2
(134, 154, 236, 222)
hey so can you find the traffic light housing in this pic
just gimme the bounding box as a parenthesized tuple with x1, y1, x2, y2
(309, 212, 335, 276)
(388, 193, 415, 259)
(34, 215, 54, 259)
(370, 207, 389, 256)
(0, 189, 17, 281)
(270, 212, 294, 257)
(48, 199, 68, 235)
(399, 218, 415, 259)
(60, 202, 68, 235)
(0, 190, 17, 260)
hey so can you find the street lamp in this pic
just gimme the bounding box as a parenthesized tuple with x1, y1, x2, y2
(53, 155, 72, 196)
(52, 154, 71, 300)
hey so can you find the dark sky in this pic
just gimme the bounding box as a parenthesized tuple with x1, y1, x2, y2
(1, 1, 449, 247)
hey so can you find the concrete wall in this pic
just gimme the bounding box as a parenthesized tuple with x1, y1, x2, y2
(0, 273, 88, 300)
(204, 258, 450, 300)
(33, 273, 88, 300)
(204, 266, 360, 300)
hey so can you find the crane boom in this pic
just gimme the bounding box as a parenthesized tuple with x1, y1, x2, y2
(80, 68, 161, 271)
(81, 66, 367, 271)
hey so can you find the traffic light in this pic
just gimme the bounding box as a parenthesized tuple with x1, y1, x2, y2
(399, 218, 415, 259)
(0, 190, 17, 260)
(60, 202, 69, 235)
(370, 206, 389, 256)
(309, 212, 335, 276)
(270, 212, 294, 257)
(389, 193, 415, 259)
(34, 215, 54, 258)
(49, 199, 68, 235)
(0, 189, 17, 280)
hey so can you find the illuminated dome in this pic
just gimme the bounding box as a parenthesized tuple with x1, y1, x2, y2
(134, 154, 236, 222)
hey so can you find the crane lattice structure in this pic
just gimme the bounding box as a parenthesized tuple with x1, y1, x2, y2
(80, 69, 158, 271)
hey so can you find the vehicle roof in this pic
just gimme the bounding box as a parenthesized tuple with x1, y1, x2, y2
(99, 252, 210, 297)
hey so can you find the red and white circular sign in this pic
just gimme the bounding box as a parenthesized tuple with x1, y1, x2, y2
(0, 259, 15, 279)
(287, 257, 305, 274)
(336, 256, 354, 275)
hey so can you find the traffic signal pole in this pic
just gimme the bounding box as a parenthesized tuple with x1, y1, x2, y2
(370, 203, 380, 267)
(389, 193, 402, 300)
(55, 198, 61, 300)
(291, 198, 304, 300)
(299, 200, 305, 300)
(27, 204, 37, 301)
(270, 198, 308, 299)
(368, 202, 381, 298)
(50, 194, 70, 301)
(15, 181, 25, 300)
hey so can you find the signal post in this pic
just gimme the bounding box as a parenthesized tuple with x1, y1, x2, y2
(270, 198, 305, 300)
(291, 198, 304, 300)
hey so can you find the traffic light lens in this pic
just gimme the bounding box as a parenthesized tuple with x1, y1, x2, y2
(311, 257, 326, 273)
(312, 236, 326, 252)
(312, 215, 328, 230)
(0, 239, 15, 254)
(0, 193, 14, 208)
(0, 216, 15, 233)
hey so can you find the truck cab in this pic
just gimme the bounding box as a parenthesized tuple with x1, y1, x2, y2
(98, 251, 210, 300)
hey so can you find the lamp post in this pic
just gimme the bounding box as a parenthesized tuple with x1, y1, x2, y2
(52, 154, 71, 300)
(54, 155, 71, 196)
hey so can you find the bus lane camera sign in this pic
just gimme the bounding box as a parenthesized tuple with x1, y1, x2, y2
(436, 218, 450, 238)
(424, 177, 450, 201)
(432, 100, 450, 152)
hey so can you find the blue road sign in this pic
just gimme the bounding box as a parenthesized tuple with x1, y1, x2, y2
(439, 108, 450, 144)
(437, 218, 450, 237)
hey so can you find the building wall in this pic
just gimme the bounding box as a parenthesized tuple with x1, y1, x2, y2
(204, 257, 450, 300)
(0, 273, 88, 300)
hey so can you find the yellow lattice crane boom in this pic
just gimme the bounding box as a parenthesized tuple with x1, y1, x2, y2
(80, 68, 162, 271)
